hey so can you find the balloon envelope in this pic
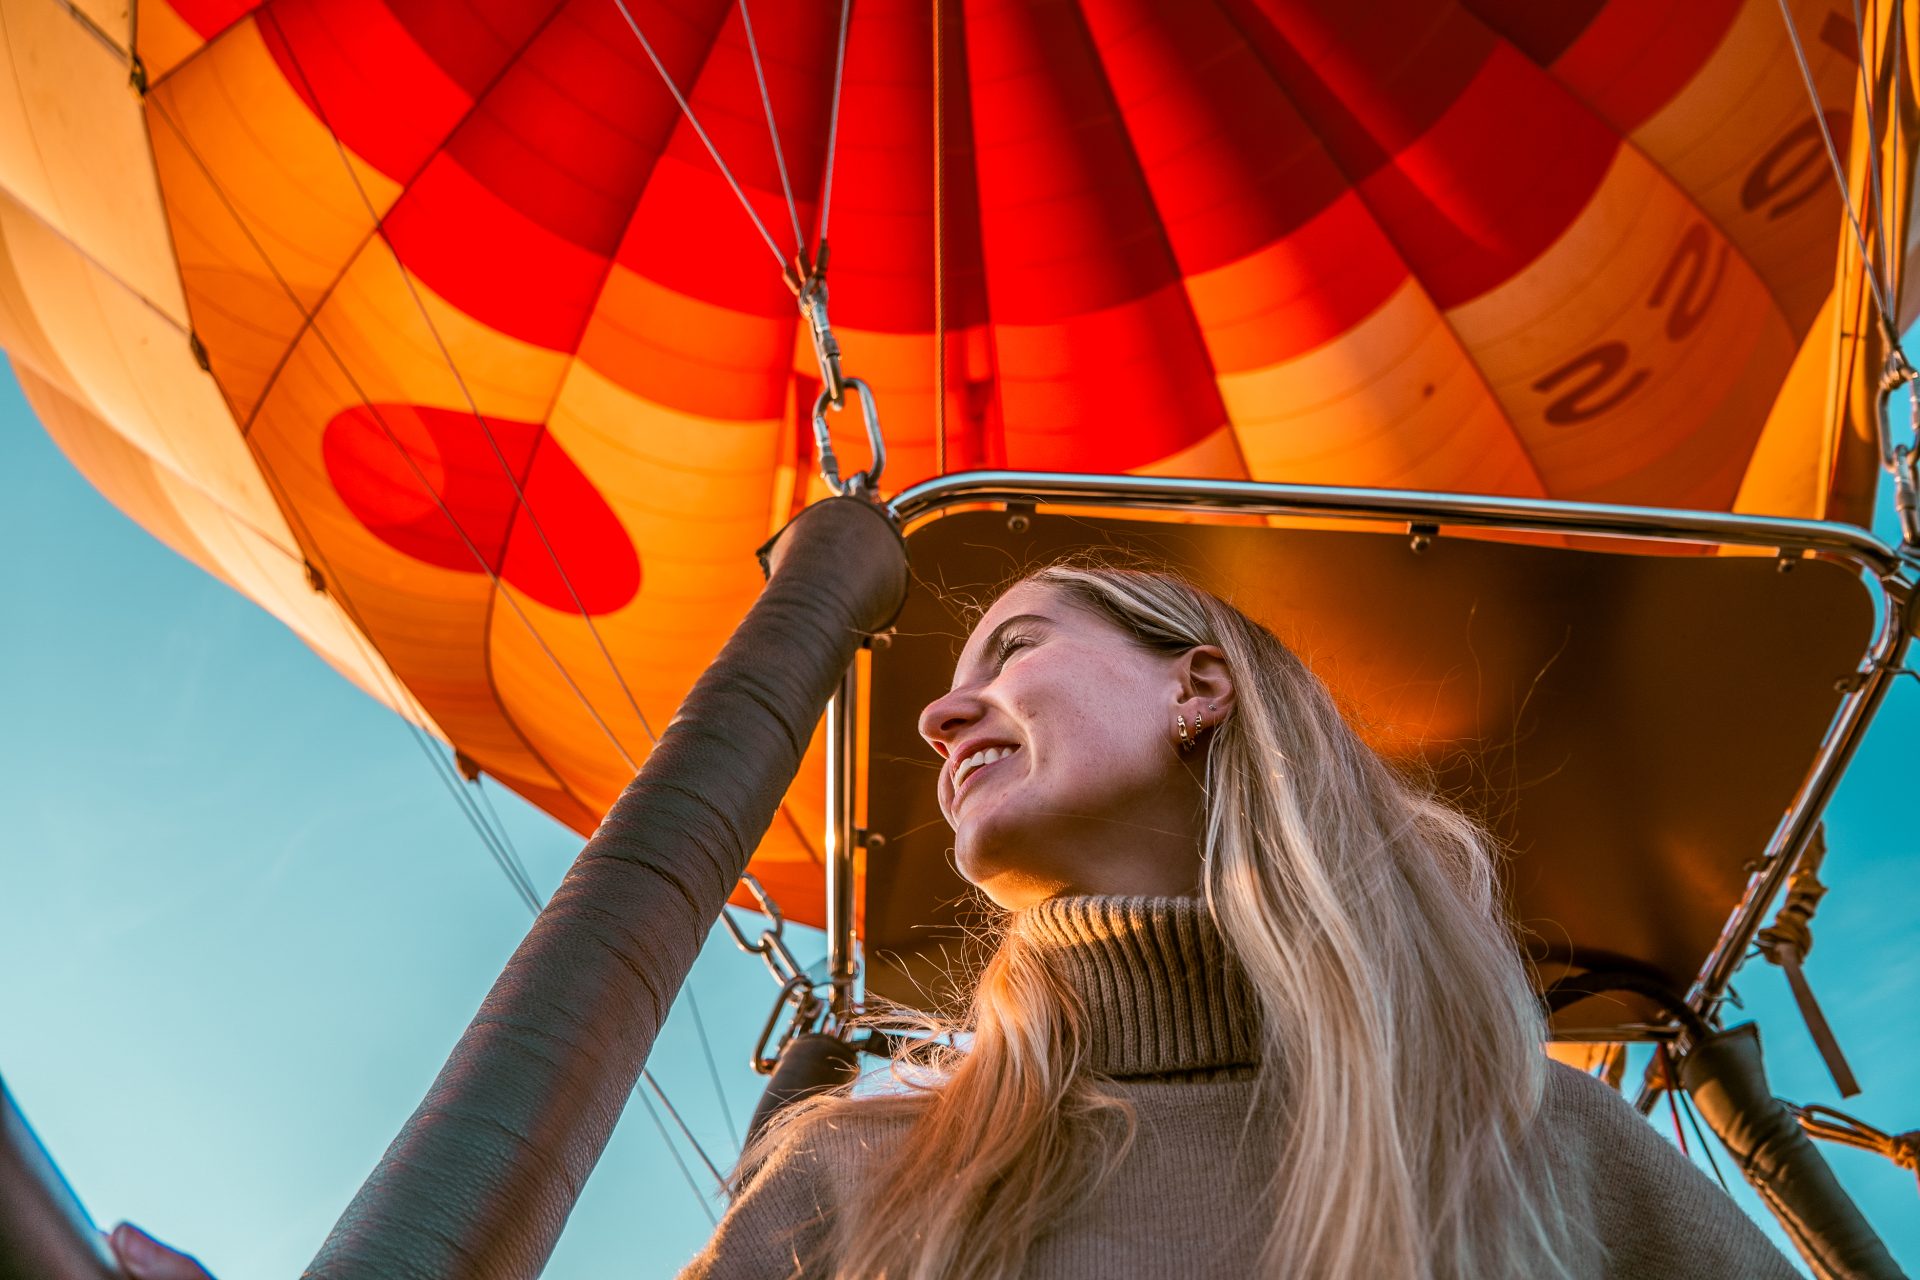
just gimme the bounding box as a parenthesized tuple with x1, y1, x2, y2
(0, 0, 1907, 920)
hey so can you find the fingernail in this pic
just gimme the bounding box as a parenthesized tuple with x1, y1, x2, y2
(115, 1222, 159, 1267)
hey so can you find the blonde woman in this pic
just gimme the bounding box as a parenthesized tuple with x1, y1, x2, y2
(685, 563, 1801, 1280)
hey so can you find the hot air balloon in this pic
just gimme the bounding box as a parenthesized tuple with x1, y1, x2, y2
(3, 0, 1918, 1271)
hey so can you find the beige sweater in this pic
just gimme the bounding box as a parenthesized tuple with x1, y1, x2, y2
(682, 895, 1801, 1279)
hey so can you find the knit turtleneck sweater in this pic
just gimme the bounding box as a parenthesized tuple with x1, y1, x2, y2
(1013, 894, 1258, 1080)
(682, 896, 1801, 1280)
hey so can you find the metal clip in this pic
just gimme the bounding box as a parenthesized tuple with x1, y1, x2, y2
(812, 376, 886, 500)
(800, 284, 846, 410)
(786, 244, 846, 408)
(1876, 349, 1920, 553)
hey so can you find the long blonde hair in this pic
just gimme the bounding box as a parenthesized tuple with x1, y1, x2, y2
(743, 563, 1575, 1279)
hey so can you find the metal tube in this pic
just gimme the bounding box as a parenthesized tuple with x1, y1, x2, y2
(887, 470, 1903, 572)
(825, 661, 860, 1020)
(884, 470, 1915, 1031)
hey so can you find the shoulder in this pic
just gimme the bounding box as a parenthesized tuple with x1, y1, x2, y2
(676, 1093, 917, 1280)
(1536, 1061, 1802, 1279)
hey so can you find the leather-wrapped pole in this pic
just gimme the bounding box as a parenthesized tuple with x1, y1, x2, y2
(304, 497, 907, 1280)
(0, 1074, 120, 1280)
(1681, 1023, 1906, 1280)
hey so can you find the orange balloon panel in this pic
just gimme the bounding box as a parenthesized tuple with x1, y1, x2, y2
(1, 0, 1907, 925)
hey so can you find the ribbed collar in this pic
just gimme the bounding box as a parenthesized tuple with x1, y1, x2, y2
(1012, 895, 1260, 1079)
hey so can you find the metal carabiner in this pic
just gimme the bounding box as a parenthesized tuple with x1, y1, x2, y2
(812, 376, 886, 500)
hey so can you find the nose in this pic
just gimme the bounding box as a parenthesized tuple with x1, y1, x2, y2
(917, 685, 982, 758)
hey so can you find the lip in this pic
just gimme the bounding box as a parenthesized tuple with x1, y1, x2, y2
(946, 741, 1021, 810)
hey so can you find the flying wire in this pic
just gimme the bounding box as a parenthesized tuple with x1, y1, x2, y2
(1776, 0, 1902, 342)
(146, 95, 735, 1220)
(1850, 0, 1895, 287)
(684, 983, 742, 1146)
(817, 0, 853, 245)
(609, 0, 789, 268)
(261, 11, 660, 760)
(1678, 1087, 1732, 1195)
(932, 0, 947, 475)
(156, 91, 647, 779)
(737, 0, 806, 257)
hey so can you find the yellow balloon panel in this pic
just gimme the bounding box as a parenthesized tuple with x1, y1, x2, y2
(17, 361, 432, 728)
(1629, 0, 1857, 335)
(0, 0, 188, 326)
(1222, 279, 1548, 496)
(1448, 146, 1798, 508)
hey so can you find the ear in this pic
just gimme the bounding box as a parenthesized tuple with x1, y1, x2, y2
(1175, 644, 1235, 723)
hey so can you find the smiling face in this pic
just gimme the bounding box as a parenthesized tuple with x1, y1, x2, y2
(916, 579, 1231, 910)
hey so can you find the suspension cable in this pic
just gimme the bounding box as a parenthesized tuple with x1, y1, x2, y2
(634, 1090, 720, 1226)
(683, 984, 742, 1146)
(317, 587, 732, 1210)
(817, 0, 853, 246)
(932, 0, 948, 476)
(737, 0, 806, 257)
(473, 782, 734, 1207)
(614, 0, 877, 501)
(1776, 0, 1902, 343)
(161, 13, 848, 1213)
(1850, 0, 1896, 287)
(610, 0, 788, 268)
(150, 99, 650, 777)
(150, 109, 730, 1214)
(260, 17, 659, 759)
(1678, 1086, 1732, 1194)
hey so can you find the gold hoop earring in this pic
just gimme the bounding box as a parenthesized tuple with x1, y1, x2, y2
(1176, 713, 1191, 750)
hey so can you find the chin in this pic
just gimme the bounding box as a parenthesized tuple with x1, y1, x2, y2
(954, 836, 1063, 912)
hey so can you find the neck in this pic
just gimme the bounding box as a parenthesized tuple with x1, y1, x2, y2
(1011, 894, 1259, 1078)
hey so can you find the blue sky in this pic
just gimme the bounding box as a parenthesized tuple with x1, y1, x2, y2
(1, 363, 1915, 1277)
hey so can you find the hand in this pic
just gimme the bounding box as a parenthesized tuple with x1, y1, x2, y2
(106, 1222, 215, 1280)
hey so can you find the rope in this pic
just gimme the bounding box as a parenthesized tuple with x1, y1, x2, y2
(1792, 1103, 1920, 1192)
(644, 1069, 732, 1195)
(1754, 865, 1825, 967)
(1659, 1045, 1691, 1156)
(609, 0, 788, 268)
(1754, 834, 1863, 1097)
(45, 0, 129, 60)
(1775, 0, 1903, 345)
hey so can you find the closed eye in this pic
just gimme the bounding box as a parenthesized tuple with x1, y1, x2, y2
(994, 631, 1036, 668)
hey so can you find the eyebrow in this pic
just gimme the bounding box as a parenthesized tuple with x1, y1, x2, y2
(971, 613, 1053, 671)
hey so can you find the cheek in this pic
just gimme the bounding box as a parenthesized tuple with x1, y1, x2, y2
(1017, 664, 1168, 790)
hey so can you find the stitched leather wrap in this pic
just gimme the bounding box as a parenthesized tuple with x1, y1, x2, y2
(304, 497, 907, 1280)
(1682, 1022, 1907, 1280)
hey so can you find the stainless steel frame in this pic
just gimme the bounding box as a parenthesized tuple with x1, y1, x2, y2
(824, 664, 859, 1022)
(814, 470, 1914, 1040)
